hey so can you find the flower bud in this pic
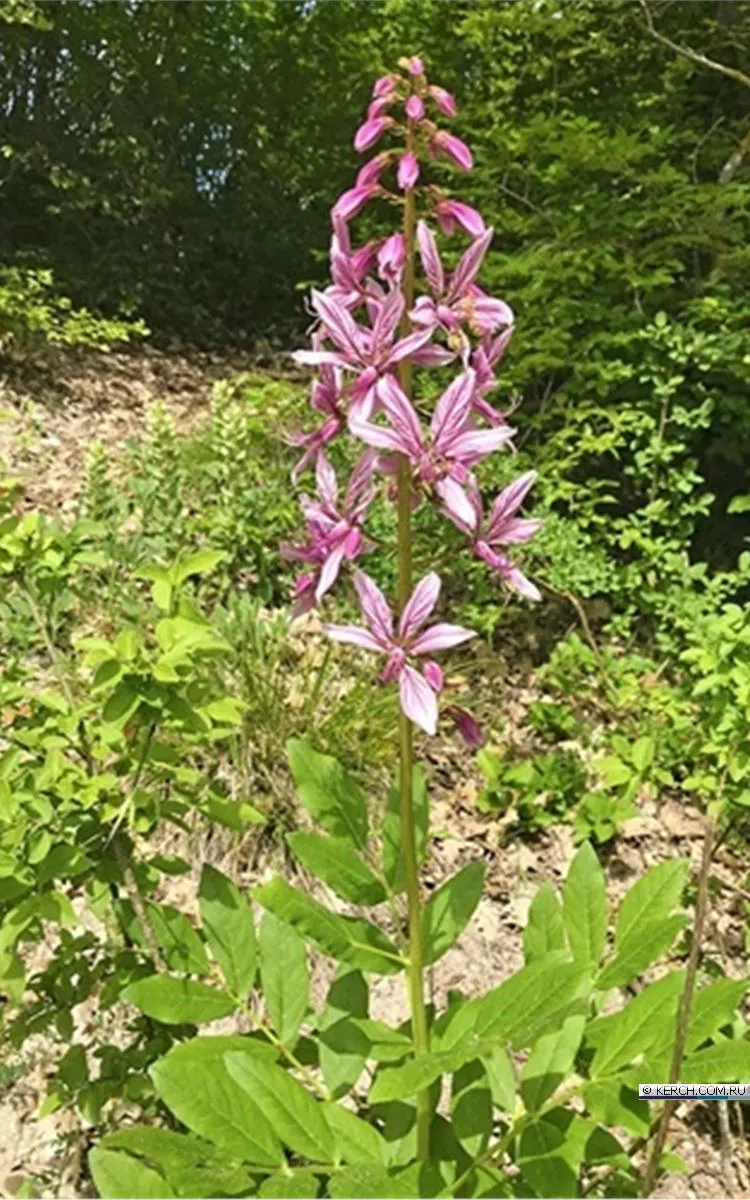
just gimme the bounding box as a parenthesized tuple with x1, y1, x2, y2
(354, 116, 390, 153)
(332, 184, 378, 222)
(377, 233, 406, 283)
(432, 130, 473, 171)
(428, 86, 458, 118)
(397, 151, 419, 190)
(372, 73, 398, 100)
(405, 94, 425, 121)
(436, 199, 486, 238)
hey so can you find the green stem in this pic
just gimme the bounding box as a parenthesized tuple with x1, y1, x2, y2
(396, 122, 431, 1163)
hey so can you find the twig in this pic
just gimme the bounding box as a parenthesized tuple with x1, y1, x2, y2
(111, 834, 167, 973)
(642, 819, 716, 1196)
(717, 1100, 736, 1196)
(638, 0, 750, 185)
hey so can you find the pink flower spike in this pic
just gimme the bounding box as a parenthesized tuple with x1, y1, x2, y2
(354, 116, 390, 153)
(397, 151, 420, 191)
(429, 86, 458, 118)
(436, 199, 486, 238)
(405, 95, 425, 121)
(332, 184, 378, 222)
(433, 131, 473, 171)
(373, 74, 399, 100)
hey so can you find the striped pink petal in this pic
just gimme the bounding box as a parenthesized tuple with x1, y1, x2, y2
(433, 131, 473, 171)
(416, 220, 445, 295)
(448, 228, 494, 300)
(431, 370, 475, 448)
(397, 151, 420, 191)
(399, 572, 441, 640)
(399, 664, 438, 735)
(435, 477, 477, 529)
(353, 570, 393, 642)
(326, 624, 384, 652)
(410, 622, 476, 655)
(311, 290, 363, 360)
(379, 375, 424, 456)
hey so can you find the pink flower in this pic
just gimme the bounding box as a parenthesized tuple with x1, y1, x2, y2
(377, 234, 406, 284)
(405, 95, 425, 121)
(435, 199, 485, 238)
(293, 289, 432, 417)
(327, 570, 475, 734)
(289, 343, 347, 479)
(326, 225, 380, 310)
(429, 86, 458, 118)
(354, 117, 390, 153)
(373, 74, 399, 100)
(332, 184, 379, 223)
(406, 56, 425, 77)
(282, 451, 375, 611)
(397, 151, 420, 190)
(432, 130, 473, 171)
(412, 222, 513, 346)
(351, 370, 515, 527)
(447, 472, 542, 601)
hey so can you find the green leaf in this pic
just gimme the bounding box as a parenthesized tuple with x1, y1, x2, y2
(521, 1016, 586, 1112)
(383, 765, 427, 893)
(582, 1080, 649, 1138)
(562, 842, 607, 968)
(452, 1059, 492, 1159)
(100, 1127, 254, 1198)
(439, 954, 588, 1054)
(286, 739, 367, 849)
(173, 548, 227, 586)
(150, 1037, 283, 1165)
(631, 736, 655, 773)
(121, 975, 235, 1025)
(682, 1040, 750, 1083)
(287, 832, 385, 906)
(328, 1165, 420, 1198)
(144, 902, 209, 975)
(597, 916, 687, 989)
(482, 1046, 517, 1113)
(517, 1117, 579, 1199)
(319, 1017, 411, 1063)
(686, 978, 750, 1052)
(524, 884, 567, 964)
(199, 864, 256, 996)
(89, 1149, 174, 1199)
(615, 859, 689, 950)
(322, 1101, 388, 1165)
(255, 876, 402, 975)
(102, 679, 141, 725)
(319, 966, 368, 1099)
(597, 755, 632, 788)
(588, 970, 685, 1078)
(259, 1170, 320, 1198)
(422, 862, 485, 965)
(225, 1053, 336, 1161)
(259, 909, 309, 1048)
(369, 1041, 487, 1104)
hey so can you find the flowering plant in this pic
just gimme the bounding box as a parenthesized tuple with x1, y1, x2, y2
(286, 51, 540, 1161)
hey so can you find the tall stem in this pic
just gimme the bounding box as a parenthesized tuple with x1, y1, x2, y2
(396, 126, 431, 1162)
